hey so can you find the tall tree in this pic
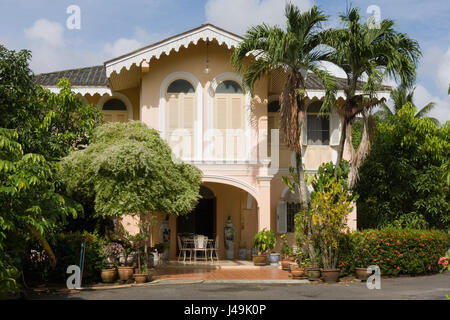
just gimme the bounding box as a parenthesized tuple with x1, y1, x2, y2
(231, 4, 336, 209)
(378, 84, 438, 125)
(321, 7, 421, 188)
(61, 121, 202, 218)
(231, 4, 337, 263)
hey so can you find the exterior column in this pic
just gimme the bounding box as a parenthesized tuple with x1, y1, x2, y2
(256, 176, 272, 231)
(347, 202, 357, 231)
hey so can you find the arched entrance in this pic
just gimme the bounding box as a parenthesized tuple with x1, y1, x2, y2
(176, 186, 216, 239)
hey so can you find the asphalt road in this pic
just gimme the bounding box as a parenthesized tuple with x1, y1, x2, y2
(30, 272, 450, 300)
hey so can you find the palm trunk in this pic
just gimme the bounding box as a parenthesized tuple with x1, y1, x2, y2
(347, 113, 374, 189)
(335, 116, 346, 173)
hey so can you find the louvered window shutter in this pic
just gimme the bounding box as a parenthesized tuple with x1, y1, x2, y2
(277, 200, 287, 233)
(330, 111, 341, 146)
(301, 116, 308, 145)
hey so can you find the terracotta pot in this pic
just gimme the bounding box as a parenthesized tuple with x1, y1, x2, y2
(288, 256, 296, 262)
(117, 266, 134, 281)
(134, 274, 148, 284)
(281, 260, 290, 270)
(355, 267, 370, 281)
(253, 254, 268, 266)
(291, 267, 307, 279)
(321, 269, 340, 283)
(101, 268, 116, 283)
(305, 267, 321, 280)
(287, 262, 297, 273)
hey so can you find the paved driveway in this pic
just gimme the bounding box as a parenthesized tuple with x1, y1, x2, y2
(30, 272, 449, 300)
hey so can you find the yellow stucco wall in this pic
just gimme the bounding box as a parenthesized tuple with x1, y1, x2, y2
(82, 38, 355, 260)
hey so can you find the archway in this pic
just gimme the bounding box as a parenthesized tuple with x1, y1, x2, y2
(176, 185, 216, 241)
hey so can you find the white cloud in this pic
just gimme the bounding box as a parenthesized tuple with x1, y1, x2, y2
(103, 27, 161, 58)
(414, 84, 450, 123)
(103, 38, 142, 58)
(22, 20, 161, 74)
(419, 46, 450, 94)
(205, 0, 313, 35)
(24, 19, 65, 47)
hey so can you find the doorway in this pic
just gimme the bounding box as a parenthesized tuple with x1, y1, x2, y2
(176, 186, 216, 239)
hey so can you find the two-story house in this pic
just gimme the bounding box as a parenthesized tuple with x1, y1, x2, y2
(35, 24, 390, 260)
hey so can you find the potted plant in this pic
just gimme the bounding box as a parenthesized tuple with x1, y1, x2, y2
(252, 228, 276, 266)
(290, 250, 307, 279)
(238, 241, 247, 260)
(280, 234, 293, 270)
(101, 242, 123, 283)
(304, 248, 321, 281)
(354, 235, 371, 281)
(154, 242, 170, 261)
(312, 180, 353, 283)
(111, 225, 136, 282)
(130, 218, 157, 284)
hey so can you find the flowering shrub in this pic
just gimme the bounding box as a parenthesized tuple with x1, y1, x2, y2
(103, 242, 123, 261)
(438, 255, 449, 273)
(338, 228, 449, 276)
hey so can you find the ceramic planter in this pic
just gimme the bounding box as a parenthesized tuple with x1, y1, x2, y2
(252, 254, 268, 266)
(355, 267, 370, 281)
(101, 268, 116, 283)
(321, 269, 340, 283)
(305, 267, 321, 281)
(133, 274, 148, 284)
(117, 266, 134, 281)
(269, 253, 280, 266)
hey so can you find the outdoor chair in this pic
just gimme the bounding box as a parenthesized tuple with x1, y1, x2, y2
(193, 235, 208, 261)
(177, 235, 192, 262)
(208, 235, 219, 262)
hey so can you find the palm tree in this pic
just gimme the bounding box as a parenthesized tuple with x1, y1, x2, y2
(321, 7, 421, 188)
(231, 4, 336, 264)
(378, 84, 439, 125)
(231, 4, 336, 209)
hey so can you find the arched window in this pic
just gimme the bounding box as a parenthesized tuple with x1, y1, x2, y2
(101, 98, 128, 123)
(212, 80, 245, 160)
(167, 79, 195, 94)
(215, 80, 243, 94)
(102, 99, 127, 111)
(306, 101, 329, 145)
(165, 79, 196, 159)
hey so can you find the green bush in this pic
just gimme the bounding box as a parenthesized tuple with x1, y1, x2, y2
(24, 231, 106, 285)
(253, 228, 276, 254)
(338, 228, 449, 276)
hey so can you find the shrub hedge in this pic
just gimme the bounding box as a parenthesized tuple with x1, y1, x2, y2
(338, 228, 450, 276)
(24, 231, 106, 285)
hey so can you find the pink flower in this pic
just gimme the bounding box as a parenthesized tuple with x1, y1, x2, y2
(438, 257, 448, 265)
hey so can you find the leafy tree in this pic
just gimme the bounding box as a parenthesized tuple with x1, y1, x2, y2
(231, 4, 337, 264)
(355, 103, 450, 229)
(0, 128, 78, 292)
(0, 45, 103, 160)
(321, 7, 421, 188)
(61, 121, 202, 218)
(378, 84, 439, 125)
(0, 45, 103, 294)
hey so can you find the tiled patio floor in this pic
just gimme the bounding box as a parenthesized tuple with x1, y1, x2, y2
(152, 260, 291, 280)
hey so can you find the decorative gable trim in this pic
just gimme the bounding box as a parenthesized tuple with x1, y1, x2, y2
(104, 24, 243, 78)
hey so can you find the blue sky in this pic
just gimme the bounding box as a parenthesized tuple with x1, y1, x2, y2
(1, 0, 449, 121)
